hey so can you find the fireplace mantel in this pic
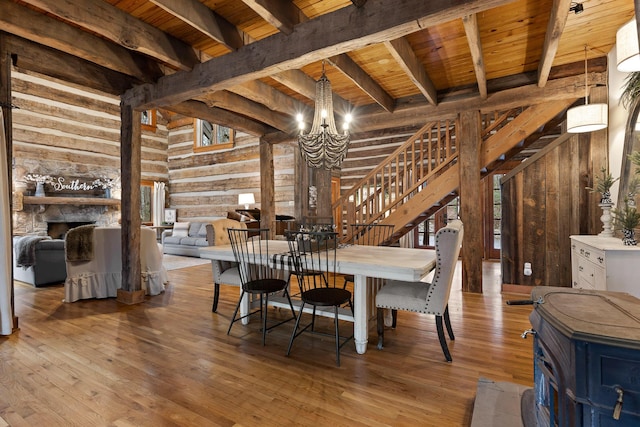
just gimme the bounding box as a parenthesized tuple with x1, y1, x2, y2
(23, 196, 120, 206)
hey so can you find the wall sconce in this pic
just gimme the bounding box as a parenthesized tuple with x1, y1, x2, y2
(617, 19, 640, 72)
(238, 193, 255, 209)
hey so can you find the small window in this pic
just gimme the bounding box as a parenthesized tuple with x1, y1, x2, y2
(141, 109, 157, 131)
(194, 119, 234, 152)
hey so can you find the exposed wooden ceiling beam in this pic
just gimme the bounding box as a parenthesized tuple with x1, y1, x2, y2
(264, 72, 601, 143)
(6, 35, 138, 95)
(270, 69, 353, 117)
(20, 0, 199, 71)
(384, 37, 438, 105)
(168, 100, 273, 137)
(149, 0, 244, 52)
(240, 0, 302, 35)
(228, 80, 309, 117)
(0, 0, 162, 83)
(123, 0, 515, 109)
(537, 0, 572, 87)
(328, 54, 395, 113)
(462, 14, 488, 99)
(196, 90, 295, 132)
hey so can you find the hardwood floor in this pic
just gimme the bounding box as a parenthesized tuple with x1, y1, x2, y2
(2, 261, 534, 426)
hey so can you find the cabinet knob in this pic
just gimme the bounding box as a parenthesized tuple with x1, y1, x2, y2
(597, 256, 604, 264)
(578, 266, 583, 272)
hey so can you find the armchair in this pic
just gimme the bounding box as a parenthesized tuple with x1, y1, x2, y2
(375, 220, 463, 361)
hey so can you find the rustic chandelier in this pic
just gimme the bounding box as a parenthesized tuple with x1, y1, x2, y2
(566, 45, 608, 133)
(296, 61, 352, 170)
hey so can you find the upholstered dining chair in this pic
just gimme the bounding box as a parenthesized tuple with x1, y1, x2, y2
(205, 218, 246, 312)
(343, 223, 395, 289)
(286, 230, 353, 366)
(227, 228, 296, 345)
(375, 219, 463, 362)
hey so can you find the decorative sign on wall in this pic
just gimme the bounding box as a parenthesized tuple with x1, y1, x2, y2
(24, 175, 120, 192)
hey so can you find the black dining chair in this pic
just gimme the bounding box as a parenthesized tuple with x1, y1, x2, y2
(227, 228, 296, 345)
(343, 223, 395, 289)
(286, 230, 353, 366)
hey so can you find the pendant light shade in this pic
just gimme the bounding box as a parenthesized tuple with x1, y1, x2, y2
(566, 45, 608, 133)
(617, 19, 640, 72)
(566, 104, 608, 133)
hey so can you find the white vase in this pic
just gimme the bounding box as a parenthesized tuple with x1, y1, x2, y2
(35, 182, 45, 197)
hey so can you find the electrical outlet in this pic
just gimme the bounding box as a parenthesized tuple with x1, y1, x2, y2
(524, 262, 532, 276)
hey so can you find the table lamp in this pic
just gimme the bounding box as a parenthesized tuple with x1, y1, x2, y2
(238, 193, 255, 210)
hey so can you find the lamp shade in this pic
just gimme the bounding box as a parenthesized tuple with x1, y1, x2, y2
(238, 193, 255, 208)
(617, 19, 640, 72)
(566, 104, 608, 133)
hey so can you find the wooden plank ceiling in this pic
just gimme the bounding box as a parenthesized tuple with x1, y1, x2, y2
(2, 0, 636, 137)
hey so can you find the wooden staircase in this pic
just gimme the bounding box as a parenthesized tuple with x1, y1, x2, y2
(333, 98, 577, 244)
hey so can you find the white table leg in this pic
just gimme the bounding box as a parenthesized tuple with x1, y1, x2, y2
(240, 289, 250, 325)
(353, 274, 368, 354)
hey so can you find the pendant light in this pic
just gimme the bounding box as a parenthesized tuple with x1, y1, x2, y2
(617, 19, 640, 72)
(566, 45, 608, 133)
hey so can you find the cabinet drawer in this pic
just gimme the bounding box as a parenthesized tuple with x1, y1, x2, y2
(574, 255, 605, 290)
(573, 241, 606, 266)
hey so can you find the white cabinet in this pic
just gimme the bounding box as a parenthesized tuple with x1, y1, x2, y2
(570, 235, 640, 298)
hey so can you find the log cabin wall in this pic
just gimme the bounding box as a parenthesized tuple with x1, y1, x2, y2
(165, 119, 295, 222)
(10, 69, 168, 235)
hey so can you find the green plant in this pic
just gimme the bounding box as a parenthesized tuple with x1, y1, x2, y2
(630, 150, 640, 170)
(613, 197, 640, 230)
(587, 166, 618, 194)
(621, 72, 640, 109)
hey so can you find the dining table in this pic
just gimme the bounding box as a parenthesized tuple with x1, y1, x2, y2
(199, 241, 436, 354)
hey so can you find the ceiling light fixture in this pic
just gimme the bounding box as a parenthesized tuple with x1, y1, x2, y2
(617, 19, 640, 72)
(569, 2, 584, 14)
(296, 61, 352, 170)
(566, 45, 608, 133)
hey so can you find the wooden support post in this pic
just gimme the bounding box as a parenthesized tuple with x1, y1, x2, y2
(260, 140, 275, 238)
(118, 102, 143, 304)
(0, 32, 18, 329)
(459, 111, 483, 293)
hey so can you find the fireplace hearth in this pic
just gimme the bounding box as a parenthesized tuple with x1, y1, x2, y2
(47, 221, 95, 239)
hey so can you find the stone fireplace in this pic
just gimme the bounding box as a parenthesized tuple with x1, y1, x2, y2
(13, 202, 119, 237)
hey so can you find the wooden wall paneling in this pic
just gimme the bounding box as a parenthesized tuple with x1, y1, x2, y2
(577, 133, 592, 234)
(556, 141, 573, 288)
(516, 174, 524, 284)
(588, 86, 609, 236)
(521, 159, 546, 287)
(544, 147, 560, 287)
(500, 178, 517, 285)
(458, 110, 482, 293)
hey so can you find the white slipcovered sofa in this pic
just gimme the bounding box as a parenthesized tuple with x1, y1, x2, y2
(64, 226, 168, 302)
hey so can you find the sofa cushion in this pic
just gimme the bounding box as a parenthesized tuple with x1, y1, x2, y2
(172, 222, 190, 237)
(196, 223, 208, 238)
(179, 236, 208, 246)
(163, 235, 184, 245)
(188, 222, 202, 237)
